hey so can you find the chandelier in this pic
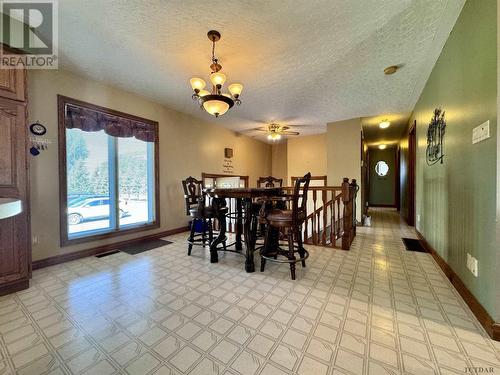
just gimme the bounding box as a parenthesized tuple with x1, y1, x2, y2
(189, 30, 243, 118)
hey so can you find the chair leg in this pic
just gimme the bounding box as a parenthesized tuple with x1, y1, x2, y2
(296, 230, 306, 267)
(188, 221, 196, 255)
(261, 225, 271, 272)
(202, 219, 207, 246)
(208, 219, 214, 244)
(287, 231, 296, 280)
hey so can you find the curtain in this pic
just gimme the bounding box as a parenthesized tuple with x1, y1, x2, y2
(65, 104, 156, 142)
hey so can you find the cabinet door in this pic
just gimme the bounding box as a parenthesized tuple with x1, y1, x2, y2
(0, 68, 25, 102)
(0, 98, 29, 285)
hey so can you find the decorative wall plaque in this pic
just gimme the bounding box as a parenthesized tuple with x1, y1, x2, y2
(426, 108, 446, 165)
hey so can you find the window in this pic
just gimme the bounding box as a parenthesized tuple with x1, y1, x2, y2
(59, 96, 159, 245)
(375, 160, 389, 177)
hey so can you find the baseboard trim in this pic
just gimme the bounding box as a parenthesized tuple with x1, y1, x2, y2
(416, 230, 499, 341)
(32, 226, 188, 270)
(0, 278, 29, 296)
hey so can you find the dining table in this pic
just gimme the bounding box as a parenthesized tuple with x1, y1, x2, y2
(204, 187, 283, 272)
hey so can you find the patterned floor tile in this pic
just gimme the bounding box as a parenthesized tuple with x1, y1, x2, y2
(0, 209, 499, 374)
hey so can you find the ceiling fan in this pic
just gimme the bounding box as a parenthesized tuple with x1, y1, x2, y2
(250, 123, 302, 141)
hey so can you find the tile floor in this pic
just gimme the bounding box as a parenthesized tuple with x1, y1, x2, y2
(1, 209, 499, 374)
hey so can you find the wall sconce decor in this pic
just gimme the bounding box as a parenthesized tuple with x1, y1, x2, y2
(426, 108, 446, 165)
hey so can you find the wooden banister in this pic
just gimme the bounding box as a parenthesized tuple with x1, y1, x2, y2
(281, 178, 358, 250)
(219, 178, 359, 250)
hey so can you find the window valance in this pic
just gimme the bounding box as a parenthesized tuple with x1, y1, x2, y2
(64, 104, 156, 142)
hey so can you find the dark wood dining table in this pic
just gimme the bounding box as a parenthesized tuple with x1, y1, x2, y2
(204, 187, 282, 272)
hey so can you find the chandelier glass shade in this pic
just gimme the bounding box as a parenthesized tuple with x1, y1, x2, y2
(190, 30, 243, 117)
(267, 132, 282, 141)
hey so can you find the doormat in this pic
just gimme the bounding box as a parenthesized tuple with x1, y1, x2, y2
(119, 239, 173, 255)
(96, 250, 120, 258)
(402, 238, 427, 253)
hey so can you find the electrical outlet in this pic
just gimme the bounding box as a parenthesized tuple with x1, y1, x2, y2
(417, 214, 421, 222)
(32, 236, 39, 245)
(466, 253, 479, 277)
(470, 257, 479, 277)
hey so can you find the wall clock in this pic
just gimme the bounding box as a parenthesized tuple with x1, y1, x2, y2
(30, 121, 47, 136)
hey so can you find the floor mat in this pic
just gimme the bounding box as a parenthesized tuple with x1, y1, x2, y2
(95, 250, 121, 258)
(402, 238, 427, 252)
(120, 239, 173, 255)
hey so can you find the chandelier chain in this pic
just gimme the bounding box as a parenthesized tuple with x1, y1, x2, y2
(211, 39, 216, 66)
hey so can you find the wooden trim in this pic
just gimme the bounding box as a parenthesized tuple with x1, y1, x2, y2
(395, 145, 401, 211)
(33, 226, 188, 270)
(369, 204, 397, 208)
(201, 173, 249, 188)
(57, 95, 161, 247)
(416, 230, 500, 341)
(0, 278, 30, 297)
(407, 121, 416, 226)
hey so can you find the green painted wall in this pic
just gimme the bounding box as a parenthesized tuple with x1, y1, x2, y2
(408, 0, 497, 318)
(369, 148, 396, 206)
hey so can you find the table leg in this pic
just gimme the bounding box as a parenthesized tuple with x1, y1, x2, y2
(235, 198, 243, 251)
(243, 198, 255, 272)
(210, 197, 226, 263)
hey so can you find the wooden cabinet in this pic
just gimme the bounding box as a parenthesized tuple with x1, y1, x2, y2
(0, 68, 25, 102)
(0, 63, 30, 296)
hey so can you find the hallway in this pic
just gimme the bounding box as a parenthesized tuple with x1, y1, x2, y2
(0, 210, 499, 374)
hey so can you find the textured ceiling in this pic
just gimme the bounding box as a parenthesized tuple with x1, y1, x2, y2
(57, 0, 465, 141)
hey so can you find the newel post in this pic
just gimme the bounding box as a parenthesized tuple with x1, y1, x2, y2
(341, 178, 352, 250)
(350, 179, 358, 238)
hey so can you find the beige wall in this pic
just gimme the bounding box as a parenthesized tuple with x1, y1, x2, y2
(271, 141, 288, 183)
(28, 69, 271, 261)
(327, 119, 362, 220)
(287, 135, 327, 185)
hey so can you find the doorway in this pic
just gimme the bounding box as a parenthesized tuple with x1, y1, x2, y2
(407, 121, 416, 226)
(368, 147, 397, 207)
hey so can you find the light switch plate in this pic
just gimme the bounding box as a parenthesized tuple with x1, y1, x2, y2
(472, 121, 490, 144)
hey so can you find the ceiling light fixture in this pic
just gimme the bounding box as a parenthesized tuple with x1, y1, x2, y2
(267, 132, 282, 142)
(378, 144, 387, 150)
(379, 120, 391, 129)
(190, 30, 243, 117)
(384, 65, 398, 75)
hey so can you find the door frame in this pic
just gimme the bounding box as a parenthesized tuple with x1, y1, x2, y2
(407, 120, 417, 226)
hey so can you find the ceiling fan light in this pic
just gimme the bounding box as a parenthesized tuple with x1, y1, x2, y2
(228, 83, 243, 97)
(190, 77, 206, 91)
(379, 121, 391, 129)
(268, 133, 281, 141)
(203, 98, 230, 117)
(210, 72, 226, 86)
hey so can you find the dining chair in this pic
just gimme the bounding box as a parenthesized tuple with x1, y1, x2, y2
(257, 176, 283, 188)
(260, 172, 311, 280)
(182, 176, 219, 255)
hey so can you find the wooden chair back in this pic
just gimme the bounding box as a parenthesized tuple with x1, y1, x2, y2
(181, 176, 203, 215)
(257, 176, 283, 188)
(291, 172, 311, 225)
